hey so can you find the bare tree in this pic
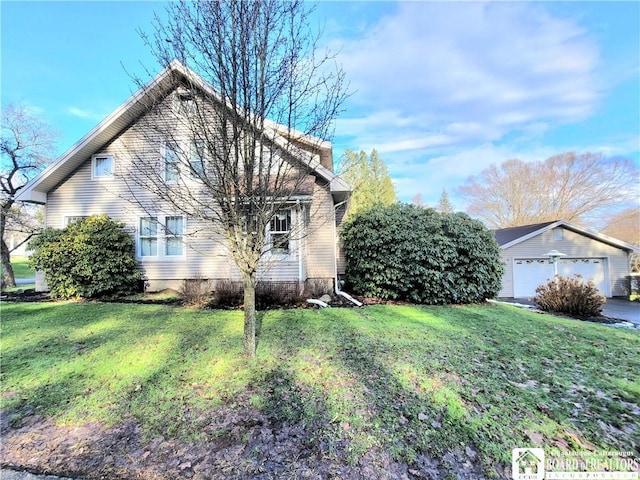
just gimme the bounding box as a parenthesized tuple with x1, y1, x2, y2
(601, 207, 640, 272)
(1, 103, 58, 288)
(128, 0, 347, 356)
(411, 193, 427, 208)
(458, 152, 639, 228)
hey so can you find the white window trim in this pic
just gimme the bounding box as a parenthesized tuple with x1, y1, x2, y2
(137, 214, 187, 261)
(63, 215, 89, 227)
(162, 139, 208, 184)
(266, 208, 296, 258)
(162, 143, 181, 184)
(553, 228, 564, 241)
(189, 139, 207, 179)
(91, 154, 114, 180)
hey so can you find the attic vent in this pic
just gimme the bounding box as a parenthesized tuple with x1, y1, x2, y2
(174, 87, 196, 116)
(176, 86, 194, 100)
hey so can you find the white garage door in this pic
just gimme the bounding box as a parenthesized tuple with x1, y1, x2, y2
(513, 258, 607, 297)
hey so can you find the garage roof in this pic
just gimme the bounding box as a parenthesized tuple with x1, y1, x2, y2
(493, 220, 640, 253)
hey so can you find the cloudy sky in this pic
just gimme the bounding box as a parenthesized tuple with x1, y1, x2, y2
(2, 1, 638, 207)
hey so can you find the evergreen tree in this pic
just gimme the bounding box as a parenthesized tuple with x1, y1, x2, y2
(339, 149, 396, 217)
(437, 188, 454, 213)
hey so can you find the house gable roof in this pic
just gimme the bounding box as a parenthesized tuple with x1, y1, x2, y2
(493, 220, 640, 253)
(16, 60, 349, 204)
(493, 221, 557, 247)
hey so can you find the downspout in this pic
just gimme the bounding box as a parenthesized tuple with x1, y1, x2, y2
(333, 199, 363, 307)
(297, 201, 304, 296)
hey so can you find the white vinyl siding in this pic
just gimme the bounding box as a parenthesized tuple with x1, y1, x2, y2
(304, 184, 337, 279)
(43, 89, 339, 289)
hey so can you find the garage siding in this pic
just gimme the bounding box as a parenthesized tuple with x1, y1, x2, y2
(499, 227, 631, 297)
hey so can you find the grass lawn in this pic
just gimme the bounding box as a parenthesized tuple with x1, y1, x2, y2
(7, 256, 35, 279)
(1, 302, 638, 476)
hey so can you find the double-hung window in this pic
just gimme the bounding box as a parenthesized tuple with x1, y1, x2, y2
(139, 217, 159, 257)
(189, 140, 206, 178)
(138, 215, 185, 259)
(64, 216, 89, 227)
(269, 209, 291, 255)
(164, 216, 184, 256)
(164, 144, 181, 183)
(92, 154, 114, 179)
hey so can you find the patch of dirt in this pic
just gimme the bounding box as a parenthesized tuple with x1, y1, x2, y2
(0, 403, 488, 480)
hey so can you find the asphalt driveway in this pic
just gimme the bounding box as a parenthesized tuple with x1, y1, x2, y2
(507, 297, 640, 326)
(601, 298, 640, 325)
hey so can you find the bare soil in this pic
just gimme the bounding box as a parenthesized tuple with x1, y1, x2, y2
(0, 399, 487, 480)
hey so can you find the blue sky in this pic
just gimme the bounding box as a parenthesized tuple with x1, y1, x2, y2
(2, 1, 639, 208)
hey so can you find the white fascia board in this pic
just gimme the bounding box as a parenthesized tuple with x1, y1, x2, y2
(16, 63, 178, 203)
(499, 221, 563, 249)
(500, 220, 640, 253)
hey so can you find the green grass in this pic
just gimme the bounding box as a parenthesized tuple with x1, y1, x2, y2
(7, 256, 35, 279)
(1, 302, 638, 476)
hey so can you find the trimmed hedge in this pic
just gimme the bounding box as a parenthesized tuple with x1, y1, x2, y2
(341, 204, 504, 304)
(29, 215, 142, 299)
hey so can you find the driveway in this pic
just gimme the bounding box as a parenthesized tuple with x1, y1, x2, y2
(505, 297, 640, 326)
(602, 298, 640, 325)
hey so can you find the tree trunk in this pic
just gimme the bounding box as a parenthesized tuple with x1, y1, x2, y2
(1, 240, 16, 289)
(243, 274, 257, 358)
(0, 208, 16, 288)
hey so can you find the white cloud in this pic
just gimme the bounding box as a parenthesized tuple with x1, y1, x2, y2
(332, 1, 601, 153)
(66, 106, 106, 121)
(326, 1, 617, 206)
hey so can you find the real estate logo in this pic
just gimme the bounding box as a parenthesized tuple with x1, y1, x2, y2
(512, 448, 545, 480)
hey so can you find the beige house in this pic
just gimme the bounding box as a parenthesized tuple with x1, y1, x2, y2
(16, 61, 351, 293)
(494, 220, 639, 298)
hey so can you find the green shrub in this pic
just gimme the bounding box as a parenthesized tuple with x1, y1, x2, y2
(341, 204, 504, 304)
(28, 215, 142, 299)
(534, 275, 605, 317)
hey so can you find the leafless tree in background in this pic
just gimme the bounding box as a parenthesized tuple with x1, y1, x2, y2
(458, 152, 639, 229)
(1, 103, 58, 288)
(601, 207, 640, 272)
(129, 0, 347, 356)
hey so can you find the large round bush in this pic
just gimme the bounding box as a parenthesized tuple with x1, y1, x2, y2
(29, 215, 142, 299)
(341, 204, 504, 304)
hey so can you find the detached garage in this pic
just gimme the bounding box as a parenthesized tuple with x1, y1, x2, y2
(494, 220, 639, 298)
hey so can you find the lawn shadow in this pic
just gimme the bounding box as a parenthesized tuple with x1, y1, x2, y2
(1, 303, 243, 431)
(256, 307, 488, 477)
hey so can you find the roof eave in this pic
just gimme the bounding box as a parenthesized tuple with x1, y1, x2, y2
(499, 220, 640, 253)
